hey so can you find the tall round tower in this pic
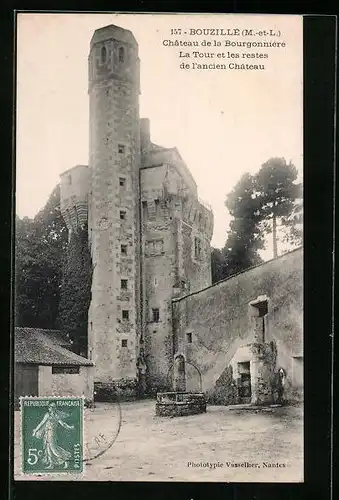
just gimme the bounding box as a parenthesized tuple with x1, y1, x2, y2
(88, 25, 141, 398)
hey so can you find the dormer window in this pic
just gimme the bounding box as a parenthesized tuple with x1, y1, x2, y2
(101, 46, 107, 63)
(118, 46, 125, 63)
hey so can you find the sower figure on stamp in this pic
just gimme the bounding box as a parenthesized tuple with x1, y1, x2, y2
(32, 402, 74, 469)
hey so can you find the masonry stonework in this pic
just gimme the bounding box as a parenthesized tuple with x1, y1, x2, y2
(59, 24, 302, 404)
(172, 248, 303, 405)
(86, 26, 141, 397)
(60, 25, 213, 399)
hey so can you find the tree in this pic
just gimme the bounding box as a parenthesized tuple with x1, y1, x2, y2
(57, 225, 92, 356)
(223, 172, 265, 276)
(15, 186, 68, 329)
(279, 194, 303, 249)
(255, 158, 302, 258)
(211, 247, 227, 283)
(213, 159, 302, 282)
(15, 215, 40, 327)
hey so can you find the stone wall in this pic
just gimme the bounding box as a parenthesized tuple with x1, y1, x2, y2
(38, 365, 94, 403)
(140, 165, 179, 393)
(140, 158, 213, 393)
(60, 165, 89, 235)
(172, 248, 303, 403)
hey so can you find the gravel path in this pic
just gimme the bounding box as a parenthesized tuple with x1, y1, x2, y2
(14, 400, 303, 482)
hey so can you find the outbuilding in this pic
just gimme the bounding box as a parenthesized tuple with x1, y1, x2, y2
(15, 327, 94, 407)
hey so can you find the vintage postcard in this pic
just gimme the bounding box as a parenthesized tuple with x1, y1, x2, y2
(14, 13, 303, 481)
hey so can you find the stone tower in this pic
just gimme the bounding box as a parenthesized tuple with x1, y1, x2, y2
(59, 24, 214, 400)
(139, 126, 214, 393)
(87, 25, 141, 398)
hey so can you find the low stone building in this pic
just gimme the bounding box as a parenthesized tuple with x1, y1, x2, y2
(14, 327, 94, 407)
(172, 247, 303, 405)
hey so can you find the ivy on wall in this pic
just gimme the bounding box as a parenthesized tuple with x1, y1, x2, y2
(57, 225, 92, 356)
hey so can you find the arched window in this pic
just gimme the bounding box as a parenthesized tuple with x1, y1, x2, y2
(101, 46, 107, 63)
(118, 46, 125, 63)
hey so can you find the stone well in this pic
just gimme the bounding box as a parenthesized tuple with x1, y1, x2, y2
(155, 392, 206, 417)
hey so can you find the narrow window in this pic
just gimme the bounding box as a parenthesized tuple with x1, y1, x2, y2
(68, 174, 72, 185)
(118, 144, 125, 154)
(121, 339, 128, 347)
(154, 199, 160, 217)
(121, 279, 128, 290)
(120, 210, 126, 220)
(142, 201, 148, 220)
(152, 308, 160, 323)
(121, 244, 127, 255)
(194, 237, 201, 259)
(101, 46, 107, 63)
(186, 332, 193, 344)
(122, 310, 129, 320)
(52, 366, 80, 375)
(155, 239, 164, 254)
(119, 177, 125, 187)
(118, 46, 125, 63)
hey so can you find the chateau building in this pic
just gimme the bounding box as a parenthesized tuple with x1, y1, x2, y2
(59, 24, 303, 403)
(60, 25, 213, 398)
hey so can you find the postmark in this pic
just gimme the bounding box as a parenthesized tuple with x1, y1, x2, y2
(84, 399, 122, 462)
(20, 396, 84, 474)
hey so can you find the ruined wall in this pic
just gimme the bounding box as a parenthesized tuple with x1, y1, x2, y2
(60, 165, 89, 235)
(87, 25, 141, 395)
(180, 196, 213, 293)
(172, 248, 303, 403)
(140, 153, 213, 392)
(140, 165, 178, 392)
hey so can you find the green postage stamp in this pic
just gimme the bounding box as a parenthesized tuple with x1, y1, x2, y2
(20, 396, 84, 474)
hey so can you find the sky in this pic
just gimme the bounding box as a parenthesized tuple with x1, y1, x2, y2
(16, 13, 303, 253)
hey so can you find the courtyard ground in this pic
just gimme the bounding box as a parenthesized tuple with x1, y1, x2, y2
(14, 399, 303, 482)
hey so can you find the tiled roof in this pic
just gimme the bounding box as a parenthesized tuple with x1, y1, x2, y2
(15, 327, 93, 366)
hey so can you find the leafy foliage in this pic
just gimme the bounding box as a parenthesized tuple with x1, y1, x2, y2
(211, 158, 302, 283)
(15, 186, 68, 328)
(57, 226, 92, 356)
(15, 183, 92, 354)
(211, 247, 227, 283)
(255, 158, 302, 256)
(213, 173, 265, 282)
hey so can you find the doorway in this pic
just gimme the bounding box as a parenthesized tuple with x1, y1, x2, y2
(238, 361, 251, 403)
(15, 363, 39, 407)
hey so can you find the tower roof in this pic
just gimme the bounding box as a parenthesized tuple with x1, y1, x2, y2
(90, 24, 138, 48)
